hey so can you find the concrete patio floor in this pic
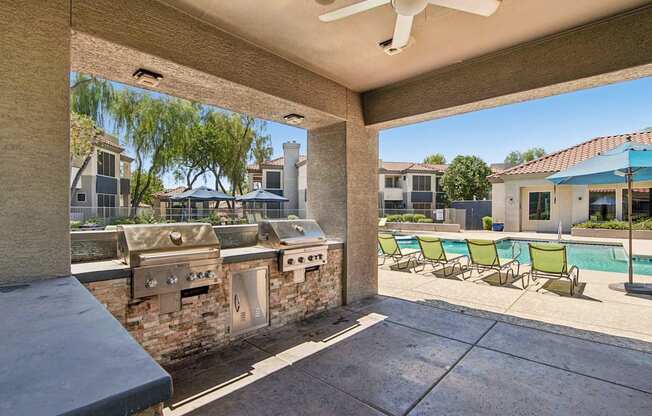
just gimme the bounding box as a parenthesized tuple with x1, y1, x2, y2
(163, 291, 652, 415)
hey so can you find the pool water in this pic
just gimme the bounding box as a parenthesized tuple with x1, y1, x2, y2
(396, 237, 652, 276)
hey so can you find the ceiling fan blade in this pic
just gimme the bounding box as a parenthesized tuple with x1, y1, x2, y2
(319, 0, 390, 22)
(428, 0, 501, 16)
(392, 14, 414, 49)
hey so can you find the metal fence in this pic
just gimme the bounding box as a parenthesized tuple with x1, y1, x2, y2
(70, 206, 308, 227)
(378, 208, 466, 229)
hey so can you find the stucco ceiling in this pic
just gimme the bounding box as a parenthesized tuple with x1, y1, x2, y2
(159, 0, 649, 92)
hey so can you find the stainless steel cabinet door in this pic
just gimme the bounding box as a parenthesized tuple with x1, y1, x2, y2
(230, 267, 269, 336)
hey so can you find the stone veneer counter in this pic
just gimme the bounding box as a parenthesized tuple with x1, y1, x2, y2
(72, 242, 345, 365)
(0, 277, 171, 416)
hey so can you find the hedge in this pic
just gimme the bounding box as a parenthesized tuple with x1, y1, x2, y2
(573, 218, 652, 230)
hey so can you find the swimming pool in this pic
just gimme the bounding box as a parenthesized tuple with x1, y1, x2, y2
(396, 237, 652, 276)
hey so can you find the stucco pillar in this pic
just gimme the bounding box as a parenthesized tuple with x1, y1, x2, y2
(307, 91, 378, 303)
(0, 1, 71, 282)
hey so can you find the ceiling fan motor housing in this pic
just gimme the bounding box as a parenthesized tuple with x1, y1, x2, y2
(392, 0, 428, 16)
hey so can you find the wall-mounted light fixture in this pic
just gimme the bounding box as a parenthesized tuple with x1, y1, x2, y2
(132, 68, 163, 88)
(283, 113, 305, 125)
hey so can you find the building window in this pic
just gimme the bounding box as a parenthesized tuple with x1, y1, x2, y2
(589, 190, 616, 221)
(97, 151, 116, 177)
(120, 160, 130, 178)
(76, 193, 86, 202)
(384, 176, 400, 188)
(384, 201, 403, 210)
(528, 192, 551, 220)
(253, 174, 263, 190)
(266, 171, 281, 189)
(622, 188, 652, 221)
(412, 203, 431, 211)
(412, 175, 431, 191)
(435, 176, 442, 192)
(97, 194, 116, 207)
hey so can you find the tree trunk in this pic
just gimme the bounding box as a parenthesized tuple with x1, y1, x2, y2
(70, 152, 93, 204)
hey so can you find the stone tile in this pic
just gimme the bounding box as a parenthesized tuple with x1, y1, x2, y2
(479, 322, 652, 393)
(294, 321, 470, 415)
(409, 347, 652, 416)
(508, 291, 652, 337)
(168, 366, 384, 416)
(412, 276, 525, 312)
(247, 308, 385, 364)
(359, 297, 495, 344)
(379, 270, 437, 290)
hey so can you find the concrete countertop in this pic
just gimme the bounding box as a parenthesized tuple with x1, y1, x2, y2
(0, 277, 172, 416)
(72, 241, 344, 283)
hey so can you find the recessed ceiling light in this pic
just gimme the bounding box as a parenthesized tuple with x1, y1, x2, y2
(132, 68, 163, 88)
(283, 113, 305, 125)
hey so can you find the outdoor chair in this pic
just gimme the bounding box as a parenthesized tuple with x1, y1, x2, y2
(526, 243, 580, 295)
(378, 217, 387, 228)
(414, 236, 468, 277)
(378, 233, 418, 269)
(466, 239, 522, 286)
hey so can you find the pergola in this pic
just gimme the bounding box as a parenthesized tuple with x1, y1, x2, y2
(3, 0, 652, 305)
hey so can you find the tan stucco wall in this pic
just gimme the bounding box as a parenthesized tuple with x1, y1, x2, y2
(307, 91, 378, 303)
(0, 0, 71, 282)
(491, 183, 506, 223)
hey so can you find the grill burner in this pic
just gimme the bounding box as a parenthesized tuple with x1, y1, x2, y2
(258, 219, 328, 282)
(117, 223, 222, 313)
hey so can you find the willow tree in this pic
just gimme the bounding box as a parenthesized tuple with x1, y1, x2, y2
(70, 73, 114, 128)
(70, 113, 102, 203)
(111, 91, 197, 212)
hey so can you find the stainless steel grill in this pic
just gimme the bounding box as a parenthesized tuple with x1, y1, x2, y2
(258, 219, 328, 282)
(117, 223, 223, 313)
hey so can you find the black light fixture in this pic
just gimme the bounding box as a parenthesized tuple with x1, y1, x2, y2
(283, 113, 305, 126)
(132, 68, 163, 88)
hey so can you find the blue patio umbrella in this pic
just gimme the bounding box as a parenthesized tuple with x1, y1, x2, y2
(169, 186, 235, 202)
(236, 189, 289, 203)
(547, 138, 652, 291)
(170, 186, 235, 219)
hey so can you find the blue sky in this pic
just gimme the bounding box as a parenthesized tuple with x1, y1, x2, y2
(265, 76, 652, 167)
(92, 74, 652, 188)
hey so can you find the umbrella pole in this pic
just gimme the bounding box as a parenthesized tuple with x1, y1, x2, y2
(627, 168, 633, 284)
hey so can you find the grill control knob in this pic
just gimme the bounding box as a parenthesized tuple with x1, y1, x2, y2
(187, 272, 197, 281)
(298, 257, 305, 263)
(145, 278, 158, 289)
(287, 258, 294, 265)
(206, 270, 216, 279)
(167, 275, 178, 285)
(308, 255, 314, 261)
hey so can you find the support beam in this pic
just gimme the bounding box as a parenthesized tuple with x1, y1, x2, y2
(363, 5, 652, 129)
(0, 0, 71, 282)
(71, 0, 347, 129)
(308, 92, 379, 303)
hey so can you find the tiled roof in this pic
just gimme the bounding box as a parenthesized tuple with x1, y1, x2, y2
(152, 186, 186, 200)
(247, 155, 306, 172)
(380, 161, 447, 174)
(94, 132, 124, 152)
(491, 131, 652, 179)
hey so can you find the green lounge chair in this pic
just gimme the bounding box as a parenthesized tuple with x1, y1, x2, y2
(526, 243, 580, 295)
(378, 233, 418, 269)
(466, 239, 522, 286)
(414, 236, 468, 277)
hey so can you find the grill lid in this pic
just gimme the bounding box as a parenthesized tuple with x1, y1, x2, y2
(258, 219, 326, 247)
(117, 223, 219, 266)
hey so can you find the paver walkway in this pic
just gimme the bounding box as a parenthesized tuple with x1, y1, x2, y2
(164, 296, 652, 416)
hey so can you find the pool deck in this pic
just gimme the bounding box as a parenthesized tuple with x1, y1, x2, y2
(391, 229, 652, 257)
(379, 261, 652, 345)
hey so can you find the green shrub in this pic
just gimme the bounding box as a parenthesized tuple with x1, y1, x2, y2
(413, 214, 426, 222)
(573, 218, 652, 230)
(287, 214, 299, 220)
(401, 213, 416, 223)
(386, 214, 403, 223)
(110, 216, 136, 225)
(70, 220, 81, 229)
(83, 217, 103, 226)
(482, 216, 493, 231)
(418, 218, 433, 223)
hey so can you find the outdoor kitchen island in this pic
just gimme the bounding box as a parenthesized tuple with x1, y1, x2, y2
(71, 221, 345, 366)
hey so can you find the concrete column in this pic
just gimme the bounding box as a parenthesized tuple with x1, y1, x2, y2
(307, 91, 378, 303)
(282, 141, 300, 215)
(0, 1, 71, 282)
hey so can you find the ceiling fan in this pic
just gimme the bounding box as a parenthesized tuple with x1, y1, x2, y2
(319, 0, 501, 52)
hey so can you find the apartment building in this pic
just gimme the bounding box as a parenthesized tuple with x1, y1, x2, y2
(70, 132, 133, 211)
(247, 141, 448, 217)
